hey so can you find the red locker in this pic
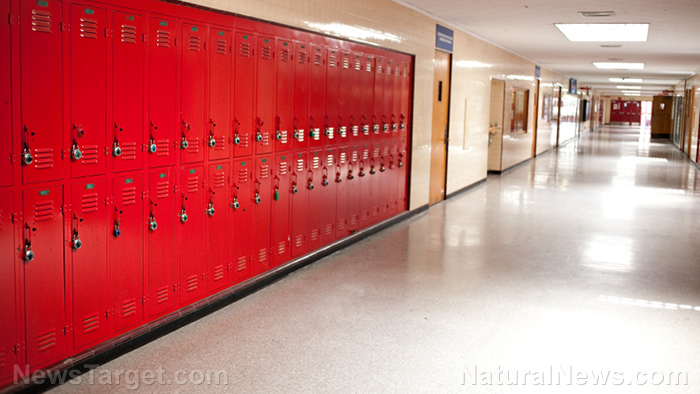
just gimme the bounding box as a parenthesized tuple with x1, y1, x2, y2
(374, 57, 388, 140)
(206, 163, 229, 293)
(335, 147, 348, 239)
(112, 11, 145, 173)
(392, 60, 402, 138)
(292, 43, 310, 152)
(147, 168, 177, 317)
(275, 40, 294, 152)
(307, 150, 323, 250)
(358, 144, 371, 228)
(230, 159, 253, 281)
(0, 0, 12, 187)
(345, 146, 361, 233)
(70, 5, 107, 178)
(320, 148, 336, 245)
(251, 156, 272, 274)
(271, 153, 291, 266)
(20, 0, 64, 184)
(148, 18, 178, 168)
(324, 48, 340, 146)
(178, 166, 206, 304)
(0, 192, 18, 383)
(255, 36, 275, 155)
(23, 186, 66, 368)
(381, 59, 394, 140)
(338, 52, 355, 144)
(369, 143, 381, 223)
(111, 175, 144, 333)
(387, 140, 400, 216)
(290, 152, 308, 257)
(208, 28, 233, 161)
(308, 46, 325, 149)
(398, 138, 408, 211)
(233, 32, 255, 157)
(70, 180, 108, 350)
(180, 24, 207, 164)
(378, 142, 390, 219)
(400, 61, 411, 140)
(360, 55, 375, 143)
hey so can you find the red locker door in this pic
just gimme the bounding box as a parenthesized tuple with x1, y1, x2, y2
(374, 57, 388, 140)
(271, 153, 291, 266)
(0, 192, 18, 382)
(308, 46, 325, 149)
(324, 48, 340, 146)
(233, 33, 255, 157)
(147, 168, 176, 317)
(23, 186, 66, 368)
(252, 156, 272, 274)
(378, 142, 390, 219)
(112, 175, 144, 334)
(179, 166, 206, 304)
(360, 55, 375, 143)
(392, 61, 402, 138)
(387, 140, 400, 216)
(180, 24, 206, 164)
(349, 53, 363, 144)
(255, 37, 275, 155)
(148, 18, 178, 168)
(369, 143, 381, 223)
(292, 43, 310, 152)
(335, 147, 348, 239)
(400, 61, 411, 140)
(230, 159, 253, 282)
(70, 5, 107, 178)
(208, 28, 232, 161)
(307, 150, 323, 250)
(20, 0, 63, 184)
(345, 146, 361, 233)
(275, 40, 293, 152)
(70, 180, 108, 350)
(337, 52, 354, 145)
(398, 138, 408, 211)
(382, 58, 394, 140)
(0, 0, 12, 187)
(290, 152, 308, 257)
(206, 163, 229, 293)
(320, 148, 336, 245)
(358, 144, 371, 228)
(112, 11, 145, 173)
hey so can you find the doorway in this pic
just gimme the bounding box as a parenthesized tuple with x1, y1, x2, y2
(429, 50, 451, 205)
(531, 79, 540, 157)
(487, 79, 505, 172)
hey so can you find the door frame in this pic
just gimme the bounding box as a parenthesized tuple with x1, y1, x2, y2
(429, 49, 452, 205)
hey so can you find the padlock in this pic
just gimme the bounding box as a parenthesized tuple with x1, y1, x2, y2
(22, 149, 33, 165)
(347, 170, 354, 180)
(207, 203, 215, 216)
(322, 176, 328, 187)
(113, 142, 122, 157)
(113, 225, 121, 237)
(309, 129, 316, 139)
(380, 164, 386, 172)
(24, 249, 34, 262)
(325, 128, 331, 136)
(72, 233, 82, 250)
(149, 216, 158, 231)
(232, 197, 239, 209)
(254, 193, 261, 204)
(336, 174, 342, 183)
(370, 167, 376, 175)
(293, 130, 300, 140)
(180, 209, 188, 223)
(71, 144, 83, 160)
(359, 170, 365, 177)
(308, 181, 314, 190)
(233, 133, 241, 145)
(292, 184, 298, 194)
(392, 123, 397, 130)
(274, 188, 280, 201)
(255, 131, 263, 142)
(276, 130, 282, 140)
(180, 137, 189, 149)
(208, 136, 216, 148)
(149, 139, 158, 153)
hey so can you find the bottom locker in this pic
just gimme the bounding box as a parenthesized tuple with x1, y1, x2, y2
(271, 153, 291, 266)
(369, 142, 381, 224)
(388, 139, 400, 216)
(0, 191, 19, 383)
(320, 148, 336, 245)
(178, 166, 206, 305)
(112, 175, 144, 334)
(398, 138, 408, 211)
(147, 168, 177, 318)
(345, 146, 361, 233)
(290, 152, 308, 258)
(358, 144, 371, 230)
(230, 158, 253, 282)
(206, 163, 230, 293)
(307, 150, 323, 251)
(335, 147, 348, 239)
(251, 156, 272, 275)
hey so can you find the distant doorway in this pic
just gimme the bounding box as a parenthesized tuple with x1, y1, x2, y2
(429, 50, 451, 205)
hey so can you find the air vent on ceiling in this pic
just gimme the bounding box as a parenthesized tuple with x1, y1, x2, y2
(578, 11, 615, 17)
(601, 44, 622, 48)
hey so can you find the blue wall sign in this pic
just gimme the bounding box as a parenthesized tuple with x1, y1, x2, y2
(569, 78, 577, 94)
(436, 24, 454, 52)
(535, 65, 541, 79)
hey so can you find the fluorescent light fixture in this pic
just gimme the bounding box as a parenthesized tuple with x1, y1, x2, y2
(624, 93, 642, 96)
(305, 22, 401, 43)
(622, 91, 641, 94)
(609, 78, 643, 83)
(579, 11, 615, 18)
(593, 62, 644, 70)
(616, 86, 642, 89)
(507, 75, 534, 81)
(555, 23, 649, 42)
(455, 60, 492, 69)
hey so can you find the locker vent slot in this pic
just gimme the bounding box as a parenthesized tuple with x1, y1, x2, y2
(339, 152, 347, 164)
(310, 229, 319, 241)
(37, 329, 57, 352)
(239, 42, 250, 57)
(314, 53, 322, 66)
(296, 159, 304, 172)
(188, 35, 201, 52)
(214, 136, 226, 150)
(386, 65, 392, 75)
(352, 151, 359, 161)
(0, 348, 5, 369)
(155, 286, 169, 304)
(279, 129, 288, 144)
(342, 57, 350, 69)
(360, 210, 368, 221)
(383, 147, 389, 156)
(277, 241, 285, 256)
(236, 256, 246, 271)
(365, 61, 373, 72)
(280, 48, 291, 62)
(186, 138, 200, 154)
(120, 142, 137, 161)
(82, 313, 100, 334)
(121, 25, 137, 43)
(294, 235, 303, 248)
(324, 224, 332, 236)
(260, 45, 272, 60)
(349, 214, 357, 226)
(156, 30, 171, 48)
(355, 58, 362, 71)
(297, 51, 307, 64)
(185, 275, 198, 293)
(258, 164, 269, 179)
(237, 132, 249, 148)
(156, 139, 170, 157)
(377, 64, 382, 74)
(260, 132, 270, 146)
(156, 180, 170, 199)
(34, 200, 54, 222)
(370, 207, 378, 217)
(326, 155, 333, 167)
(258, 248, 267, 264)
(80, 18, 98, 39)
(395, 67, 400, 77)
(373, 148, 380, 158)
(213, 265, 224, 281)
(328, 53, 337, 67)
(33, 148, 54, 169)
(31, 10, 52, 33)
(121, 186, 137, 206)
(213, 173, 226, 189)
(187, 176, 199, 193)
(278, 162, 287, 175)
(81, 145, 99, 165)
(81, 192, 99, 213)
(122, 299, 137, 318)
(311, 156, 320, 169)
(216, 39, 227, 55)
(362, 150, 369, 160)
(237, 168, 249, 183)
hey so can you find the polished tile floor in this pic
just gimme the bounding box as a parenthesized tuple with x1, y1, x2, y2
(53, 126, 700, 393)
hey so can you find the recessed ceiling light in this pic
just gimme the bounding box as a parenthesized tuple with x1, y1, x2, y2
(579, 11, 615, 17)
(601, 44, 622, 48)
(622, 90, 641, 94)
(624, 93, 642, 96)
(616, 86, 642, 89)
(609, 78, 643, 83)
(555, 23, 649, 42)
(593, 62, 644, 70)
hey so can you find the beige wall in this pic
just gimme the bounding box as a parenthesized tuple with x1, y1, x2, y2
(186, 0, 568, 206)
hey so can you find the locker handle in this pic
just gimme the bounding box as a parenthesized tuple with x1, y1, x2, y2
(149, 215, 158, 231)
(231, 197, 239, 210)
(335, 169, 342, 183)
(180, 209, 188, 223)
(207, 202, 216, 216)
(233, 133, 241, 145)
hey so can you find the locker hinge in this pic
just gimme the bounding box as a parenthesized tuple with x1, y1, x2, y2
(62, 325, 71, 335)
(202, 180, 207, 189)
(203, 41, 206, 50)
(104, 28, 111, 38)
(13, 344, 20, 355)
(105, 146, 111, 156)
(174, 185, 179, 194)
(10, 153, 17, 164)
(61, 204, 70, 216)
(105, 309, 111, 320)
(11, 213, 21, 224)
(174, 38, 178, 47)
(61, 22, 68, 32)
(173, 283, 179, 292)
(143, 191, 149, 199)
(142, 34, 147, 42)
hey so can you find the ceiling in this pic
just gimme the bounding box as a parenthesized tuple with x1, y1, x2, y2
(393, 0, 700, 96)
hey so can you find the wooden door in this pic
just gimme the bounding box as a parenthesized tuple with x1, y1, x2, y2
(429, 51, 451, 205)
(487, 79, 505, 172)
(531, 79, 540, 157)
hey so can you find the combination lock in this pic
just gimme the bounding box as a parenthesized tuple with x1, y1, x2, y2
(207, 203, 216, 216)
(71, 145, 83, 160)
(149, 216, 158, 231)
(233, 134, 241, 145)
(232, 198, 240, 210)
(180, 210, 188, 223)
(208, 136, 216, 148)
(113, 143, 122, 157)
(23, 149, 33, 165)
(180, 137, 189, 149)
(149, 139, 158, 153)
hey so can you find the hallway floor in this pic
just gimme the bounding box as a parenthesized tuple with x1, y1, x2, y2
(52, 126, 700, 393)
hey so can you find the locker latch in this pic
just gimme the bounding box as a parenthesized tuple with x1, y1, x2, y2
(72, 230, 82, 250)
(233, 133, 241, 145)
(149, 214, 158, 231)
(207, 202, 215, 216)
(389, 156, 395, 170)
(307, 178, 314, 190)
(358, 162, 365, 177)
(209, 120, 217, 148)
(380, 163, 386, 172)
(369, 160, 376, 175)
(180, 208, 188, 223)
(322, 175, 328, 187)
(231, 197, 239, 210)
(22, 125, 34, 165)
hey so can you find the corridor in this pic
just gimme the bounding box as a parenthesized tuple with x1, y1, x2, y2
(52, 126, 700, 393)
